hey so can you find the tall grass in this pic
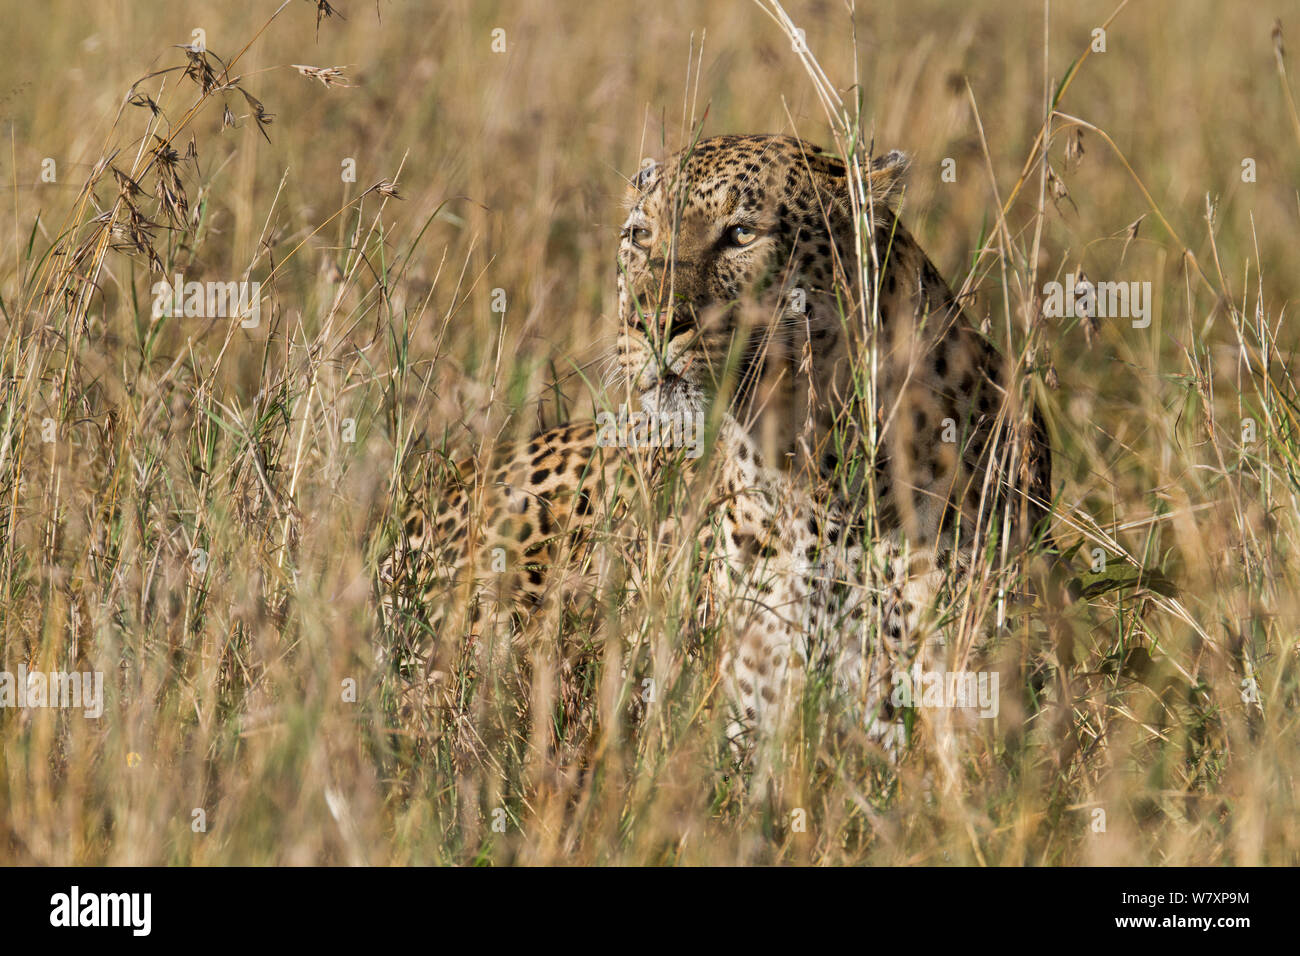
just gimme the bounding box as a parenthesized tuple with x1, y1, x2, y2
(0, 0, 1297, 864)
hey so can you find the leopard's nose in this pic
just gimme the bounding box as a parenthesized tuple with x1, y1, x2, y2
(660, 308, 698, 340)
(628, 304, 698, 342)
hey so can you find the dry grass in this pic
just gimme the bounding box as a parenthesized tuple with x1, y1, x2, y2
(1, 0, 1298, 864)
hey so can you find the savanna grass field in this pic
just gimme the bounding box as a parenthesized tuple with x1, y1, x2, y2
(1, 0, 1298, 868)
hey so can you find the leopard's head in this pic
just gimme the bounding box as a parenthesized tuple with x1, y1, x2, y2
(614, 134, 908, 416)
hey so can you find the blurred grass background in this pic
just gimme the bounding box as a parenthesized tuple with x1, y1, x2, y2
(0, 0, 1297, 863)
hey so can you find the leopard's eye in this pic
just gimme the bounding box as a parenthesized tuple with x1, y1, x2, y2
(727, 224, 758, 247)
(630, 226, 652, 250)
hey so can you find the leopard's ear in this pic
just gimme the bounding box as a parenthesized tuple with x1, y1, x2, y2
(810, 147, 909, 220)
(864, 150, 909, 209)
(624, 158, 660, 207)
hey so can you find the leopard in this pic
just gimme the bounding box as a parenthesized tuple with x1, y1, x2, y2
(378, 133, 1054, 755)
